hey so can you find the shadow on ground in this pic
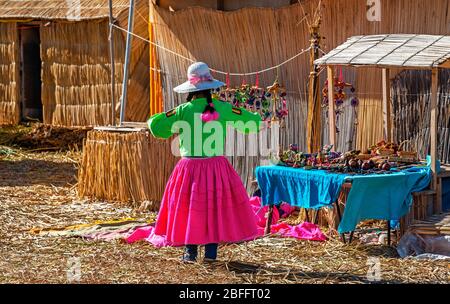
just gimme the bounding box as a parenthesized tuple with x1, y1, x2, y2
(0, 159, 77, 187)
(220, 261, 404, 284)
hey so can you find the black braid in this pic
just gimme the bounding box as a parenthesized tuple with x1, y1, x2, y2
(187, 90, 216, 114)
(186, 92, 195, 102)
(203, 91, 215, 114)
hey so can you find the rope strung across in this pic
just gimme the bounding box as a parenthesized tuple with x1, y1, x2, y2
(110, 23, 312, 77)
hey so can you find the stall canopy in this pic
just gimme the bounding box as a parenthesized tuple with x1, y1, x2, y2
(315, 34, 450, 68)
(314, 34, 450, 213)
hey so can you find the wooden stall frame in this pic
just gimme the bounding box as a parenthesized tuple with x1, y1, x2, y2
(316, 35, 449, 214)
(261, 35, 449, 245)
(263, 35, 449, 245)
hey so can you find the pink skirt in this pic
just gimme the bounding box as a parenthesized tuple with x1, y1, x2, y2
(154, 156, 258, 246)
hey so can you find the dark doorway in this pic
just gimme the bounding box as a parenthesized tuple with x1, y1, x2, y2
(19, 25, 42, 121)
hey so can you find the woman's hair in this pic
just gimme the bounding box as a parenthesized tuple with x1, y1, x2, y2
(187, 89, 219, 122)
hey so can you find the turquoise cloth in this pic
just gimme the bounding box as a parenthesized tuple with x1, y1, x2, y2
(256, 160, 432, 234)
(255, 166, 348, 209)
(338, 165, 431, 233)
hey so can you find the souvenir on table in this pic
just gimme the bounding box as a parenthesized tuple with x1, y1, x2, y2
(269, 141, 424, 175)
(272, 144, 342, 169)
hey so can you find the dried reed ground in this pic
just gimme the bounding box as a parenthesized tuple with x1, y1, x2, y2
(0, 149, 448, 284)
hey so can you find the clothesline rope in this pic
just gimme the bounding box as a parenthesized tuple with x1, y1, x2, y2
(111, 23, 311, 76)
(111, 24, 448, 98)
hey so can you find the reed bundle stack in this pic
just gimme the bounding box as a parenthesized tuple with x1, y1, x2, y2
(78, 129, 178, 208)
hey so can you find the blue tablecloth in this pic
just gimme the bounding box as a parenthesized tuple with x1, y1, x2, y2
(256, 163, 432, 234)
(255, 166, 348, 209)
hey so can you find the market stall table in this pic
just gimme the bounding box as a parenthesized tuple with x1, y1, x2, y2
(256, 163, 432, 244)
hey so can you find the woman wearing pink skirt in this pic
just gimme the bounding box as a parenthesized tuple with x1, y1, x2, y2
(148, 62, 262, 262)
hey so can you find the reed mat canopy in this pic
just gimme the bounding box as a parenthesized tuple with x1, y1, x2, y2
(0, 0, 130, 20)
(315, 34, 450, 68)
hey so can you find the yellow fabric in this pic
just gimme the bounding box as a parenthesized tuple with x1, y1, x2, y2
(29, 217, 151, 235)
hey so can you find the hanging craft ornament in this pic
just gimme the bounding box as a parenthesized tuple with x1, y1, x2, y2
(216, 73, 289, 128)
(266, 78, 288, 127)
(321, 68, 359, 134)
(254, 72, 260, 89)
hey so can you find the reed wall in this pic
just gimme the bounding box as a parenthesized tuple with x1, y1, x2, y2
(392, 70, 450, 164)
(0, 22, 20, 125)
(40, 17, 150, 126)
(40, 20, 124, 126)
(0, 0, 150, 127)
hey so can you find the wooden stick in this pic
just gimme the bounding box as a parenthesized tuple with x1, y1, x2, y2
(430, 68, 441, 213)
(306, 20, 322, 153)
(327, 66, 336, 150)
(264, 205, 274, 235)
(108, 0, 116, 126)
(387, 220, 391, 246)
(313, 209, 320, 224)
(382, 68, 392, 142)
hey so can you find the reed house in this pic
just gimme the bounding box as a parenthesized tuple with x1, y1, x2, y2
(0, 0, 150, 127)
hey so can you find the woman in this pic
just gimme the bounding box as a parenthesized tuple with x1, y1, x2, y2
(148, 62, 262, 262)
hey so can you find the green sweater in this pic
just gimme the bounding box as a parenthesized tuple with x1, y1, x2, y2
(148, 98, 262, 157)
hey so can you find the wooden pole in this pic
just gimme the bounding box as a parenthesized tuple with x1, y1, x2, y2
(382, 68, 392, 142)
(327, 66, 336, 150)
(306, 21, 322, 153)
(264, 205, 274, 235)
(108, 0, 116, 126)
(430, 68, 441, 213)
(119, 0, 135, 126)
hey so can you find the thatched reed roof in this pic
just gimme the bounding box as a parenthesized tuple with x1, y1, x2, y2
(315, 34, 450, 69)
(0, 0, 132, 21)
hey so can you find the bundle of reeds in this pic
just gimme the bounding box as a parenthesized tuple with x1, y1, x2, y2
(77, 129, 178, 209)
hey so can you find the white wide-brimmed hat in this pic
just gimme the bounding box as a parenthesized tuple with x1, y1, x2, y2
(173, 62, 225, 94)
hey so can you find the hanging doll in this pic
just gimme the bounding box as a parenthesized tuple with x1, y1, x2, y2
(147, 62, 263, 263)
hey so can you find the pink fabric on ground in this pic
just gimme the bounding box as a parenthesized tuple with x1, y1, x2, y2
(126, 226, 153, 243)
(154, 156, 259, 246)
(249, 196, 326, 241)
(270, 222, 327, 241)
(279, 203, 296, 218)
(249, 196, 280, 227)
(126, 225, 171, 247)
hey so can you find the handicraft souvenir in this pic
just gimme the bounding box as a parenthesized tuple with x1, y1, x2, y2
(214, 73, 289, 127)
